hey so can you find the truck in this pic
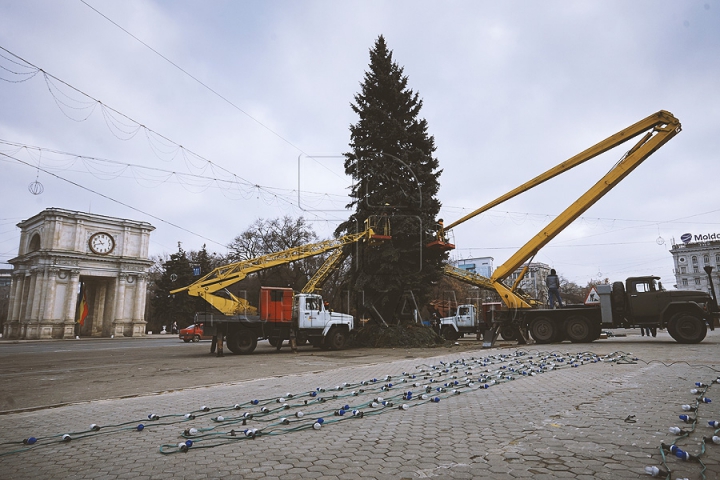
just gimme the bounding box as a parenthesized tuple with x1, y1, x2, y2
(171, 218, 389, 354)
(196, 286, 353, 354)
(437, 304, 480, 341)
(519, 272, 718, 345)
(433, 110, 720, 345)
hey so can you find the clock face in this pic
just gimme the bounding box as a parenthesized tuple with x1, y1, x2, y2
(89, 232, 115, 255)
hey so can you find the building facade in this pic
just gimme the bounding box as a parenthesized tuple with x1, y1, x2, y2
(669, 233, 720, 299)
(506, 262, 552, 305)
(3, 208, 155, 339)
(452, 256, 494, 278)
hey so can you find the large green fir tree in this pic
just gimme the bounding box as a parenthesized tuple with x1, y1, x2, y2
(337, 35, 445, 323)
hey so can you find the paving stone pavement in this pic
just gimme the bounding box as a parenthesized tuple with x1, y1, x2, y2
(1, 331, 719, 479)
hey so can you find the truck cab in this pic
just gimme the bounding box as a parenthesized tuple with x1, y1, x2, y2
(625, 276, 665, 321)
(439, 304, 478, 341)
(616, 275, 717, 343)
(293, 293, 353, 349)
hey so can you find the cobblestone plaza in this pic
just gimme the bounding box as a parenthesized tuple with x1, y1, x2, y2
(1, 332, 719, 479)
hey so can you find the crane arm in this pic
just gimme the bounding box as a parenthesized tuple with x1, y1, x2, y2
(443, 264, 496, 290)
(443, 264, 539, 309)
(444, 110, 680, 232)
(170, 229, 371, 315)
(491, 112, 680, 283)
(487, 111, 680, 308)
(301, 248, 348, 294)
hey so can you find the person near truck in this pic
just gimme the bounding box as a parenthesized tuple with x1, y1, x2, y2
(546, 269, 564, 308)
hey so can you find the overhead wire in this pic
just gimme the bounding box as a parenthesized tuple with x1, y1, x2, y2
(79, 0, 346, 182)
(0, 44, 316, 208)
(1, 151, 226, 248)
(0, 139, 349, 206)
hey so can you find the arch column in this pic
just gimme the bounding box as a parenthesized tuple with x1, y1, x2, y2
(62, 270, 80, 338)
(112, 273, 128, 337)
(38, 267, 61, 339)
(4, 273, 24, 338)
(24, 269, 42, 339)
(131, 274, 148, 336)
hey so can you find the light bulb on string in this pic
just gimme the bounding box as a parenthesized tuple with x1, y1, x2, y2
(644, 466, 668, 477)
(669, 445, 694, 461)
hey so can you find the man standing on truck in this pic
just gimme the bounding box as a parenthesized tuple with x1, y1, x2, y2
(546, 269, 563, 308)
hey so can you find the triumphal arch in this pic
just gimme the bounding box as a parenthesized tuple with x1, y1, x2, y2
(3, 208, 155, 339)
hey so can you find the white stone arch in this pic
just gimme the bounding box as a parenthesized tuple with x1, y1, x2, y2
(3, 208, 155, 339)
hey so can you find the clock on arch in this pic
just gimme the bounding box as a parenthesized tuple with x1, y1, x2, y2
(88, 232, 115, 255)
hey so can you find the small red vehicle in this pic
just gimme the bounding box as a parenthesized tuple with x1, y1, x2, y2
(179, 324, 213, 342)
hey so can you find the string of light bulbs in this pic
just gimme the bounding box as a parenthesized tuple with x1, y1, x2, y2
(0, 350, 634, 457)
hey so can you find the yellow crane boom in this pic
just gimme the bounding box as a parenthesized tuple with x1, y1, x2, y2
(171, 227, 376, 315)
(301, 249, 348, 294)
(441, 110, 681, 309)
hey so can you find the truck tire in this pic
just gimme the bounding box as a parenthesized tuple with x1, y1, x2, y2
(499, 325, 517, 341)
(441, 326, 460, 341)
(324, 327, 347, 350)
(668, 312, 707, 344)
(529, 316, 558, 344)
(226, 330, 258, 354)
(564, 315, 597, 343)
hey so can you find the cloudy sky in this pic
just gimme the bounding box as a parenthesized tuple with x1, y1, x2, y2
(1, 0, 718, 289)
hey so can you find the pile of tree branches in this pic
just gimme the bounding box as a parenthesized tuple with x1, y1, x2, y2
(349, 323, 445, 348)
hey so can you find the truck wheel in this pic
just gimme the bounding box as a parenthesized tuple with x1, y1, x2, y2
(564, 315, 596, 343)
(192, 335, 201, 343)
(668, 312, 707, 344)
(499, 326, 517, 341)
(325, 328, 347, 350)
(183, 338, 191, 343)
(529, 316, 557, 344)
(226, 331, 258, 354)
(441, 326, 460, 341)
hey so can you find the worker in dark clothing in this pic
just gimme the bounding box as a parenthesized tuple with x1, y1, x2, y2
(215, 324, 225, 357)
(546, 269, 564, 308)
(209, 324, 225, 356)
